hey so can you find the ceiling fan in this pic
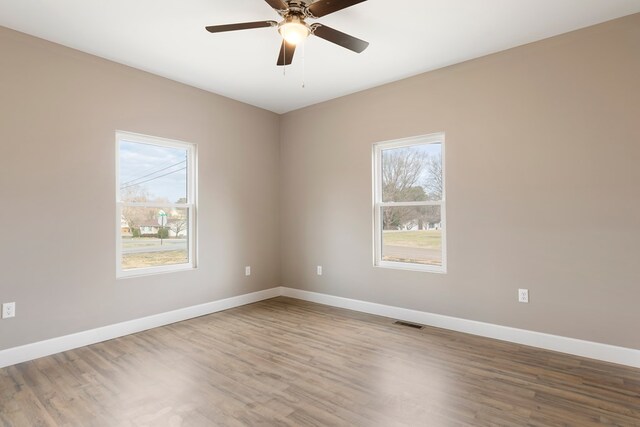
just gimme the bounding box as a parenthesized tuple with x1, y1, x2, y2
(205, 0, 369, 66)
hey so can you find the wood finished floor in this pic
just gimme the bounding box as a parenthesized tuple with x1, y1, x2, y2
(1, 297, 639, 426)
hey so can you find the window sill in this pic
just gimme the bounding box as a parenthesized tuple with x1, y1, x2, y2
(116, 264, 197, 280)
(374, 261, 447, 274)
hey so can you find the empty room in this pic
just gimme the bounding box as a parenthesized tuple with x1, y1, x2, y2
(1, 0, 639, 425)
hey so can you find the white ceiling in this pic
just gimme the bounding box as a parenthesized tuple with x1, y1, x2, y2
(1, 0, 639, 113)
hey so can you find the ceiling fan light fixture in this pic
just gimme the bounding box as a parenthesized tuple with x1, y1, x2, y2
(278, 20, 310, 45)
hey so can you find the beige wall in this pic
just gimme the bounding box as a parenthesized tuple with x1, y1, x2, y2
(0, 27, 281, 350)
(280, 14, 640, 349)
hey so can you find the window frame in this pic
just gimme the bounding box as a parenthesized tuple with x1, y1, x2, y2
(115, 131, 197, 278)
(372, 133, 447, 274)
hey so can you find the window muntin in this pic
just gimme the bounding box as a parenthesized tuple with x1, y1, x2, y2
(373, 134, 446, 273)
(116, 132, 196, 277)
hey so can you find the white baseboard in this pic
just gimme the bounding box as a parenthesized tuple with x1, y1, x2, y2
(2, 286, 638, 370)
(0, 287, 281, 369)
(279, 287, 640, 369)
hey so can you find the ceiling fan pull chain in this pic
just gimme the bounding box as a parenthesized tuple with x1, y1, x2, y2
(302, 42, 305, 89)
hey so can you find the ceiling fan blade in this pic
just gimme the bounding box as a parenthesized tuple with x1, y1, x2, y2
(312, 24, 369, 53)
(277, 40, 297, 66)
(205, 21, 276, 33)
(308, 0, 367, 18)
(264, 0, 287, 10)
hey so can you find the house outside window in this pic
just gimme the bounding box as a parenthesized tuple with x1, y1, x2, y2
(116, 131, 197, 277)
(373, 133, 446, 273)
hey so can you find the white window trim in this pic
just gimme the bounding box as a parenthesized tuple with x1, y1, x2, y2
(372, 133, 447, 274)
(115, 131, 198, 278)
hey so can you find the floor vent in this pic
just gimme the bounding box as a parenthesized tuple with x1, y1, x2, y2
(394, 320, 424, 329)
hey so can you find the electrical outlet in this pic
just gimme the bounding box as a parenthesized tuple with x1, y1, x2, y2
(245, 266, 251, 276)
(2, 302, 15, 319)
(317, 266, 323, 276)
(518, 289, 529, 303)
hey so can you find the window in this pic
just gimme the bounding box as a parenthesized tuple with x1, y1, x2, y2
(116, 131, 197, 277)
(373, 133, 446, 273)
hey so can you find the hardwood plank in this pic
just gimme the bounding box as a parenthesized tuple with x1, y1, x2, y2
(0, 297, 638, 426)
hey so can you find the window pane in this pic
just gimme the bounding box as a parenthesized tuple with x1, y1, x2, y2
(381, 205, 442, 266)
(381, 143, 442, 202)
(120, 207, 189, 270)
(119, 141, 188, 204)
